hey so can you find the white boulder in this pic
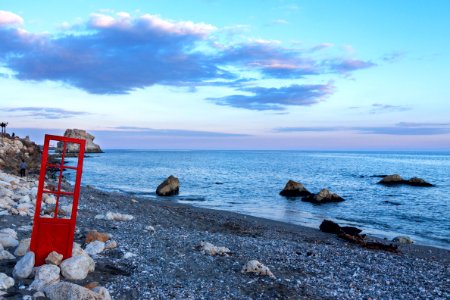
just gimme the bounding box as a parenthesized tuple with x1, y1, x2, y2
(85, 241, 105, 256)
(0, 273, 14, 290)
(241, 260, 276, 279)
(13, 251, 35, 279)
(0, 250, 15, 260)
(30, 264, 60, 292)
(60, 255, 95, 280)
(198, 241, 231, 256)
(14, 238, 31, 256)
(44, 281, 104, 300)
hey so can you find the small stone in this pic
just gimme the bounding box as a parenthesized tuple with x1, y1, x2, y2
(131, 199, 138, 203)
(123, 252, 136, 259)
(144, 225, 155, 233)
(30, 264, 60, 291)
(45, 251, 63, 266)
(0, 272, 14, 290)
(198, 241, 231, 256)
(0, 249, 15, 260)
(85, 241, 105, 256)
(44, 282, 104, 300)
(13, 251, 35, 279)
(105, 240, 117, 250)
(96, 211, 134, 221)
(60, 255, 95, 280)
(14, 238, 31, 256)
(84, 281, 99, 290)
(33, 291, 45, 299)
(393, 236, 414, 244)
(85, 230, 110, 243)
(93, 286, 112, 300)
(241, 260, 276, 278)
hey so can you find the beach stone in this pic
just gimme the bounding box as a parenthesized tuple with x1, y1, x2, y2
(14, 238, 31, 256)
(60, 255, 94, 280)
(144, 225, 155, 233)
(84, 282, 100, 290)
(241, 260, 276, 278)
(0, 249, 15, 260)
(104, 240, 117, 250)
(302, 189, 344, 204)
(92, 286, 112, 300)
(45, 251, 63, 266)
(279, 180, 311, 197)
(0, 228, 17, 239)
(406, 177, 433, 187)
(33, 291, 45, 299)
(85, 230, 110, 243)
(30, 264, 60, 291)
(0, 272, 14, 290)
(85, 241, 105, 256)
(319, 220, 341, 234)
(156, 175, 179, 196)
(198, 241, 231, 256)
(393, 236, 414, 244)
(44, 281, 104, 300)
(378, 174, 404, 184)
(13, 251, 35, 279)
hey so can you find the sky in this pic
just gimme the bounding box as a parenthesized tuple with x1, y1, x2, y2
(0, 0, 449, 150)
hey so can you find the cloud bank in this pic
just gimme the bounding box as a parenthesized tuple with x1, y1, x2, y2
(0, 10, 375, 110)
(1, 107, 90, 119)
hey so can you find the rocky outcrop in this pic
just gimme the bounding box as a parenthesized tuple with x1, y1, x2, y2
(156, 175, 179, 196)
(378, 174, 433, 187)
(0, 135, 41, 176)
(279, 180, 311, 197)
(56, 129, 103, 153)
(302, 189, 344, 204)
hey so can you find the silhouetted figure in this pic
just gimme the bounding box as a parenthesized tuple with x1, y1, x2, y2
(12, 132, 15, 138)
(19, 159, 27, 177)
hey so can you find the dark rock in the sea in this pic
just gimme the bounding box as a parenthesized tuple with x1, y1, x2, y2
(0, 135, 42, 175)
(156, 175, 180, 196)
(302, 189, 344, 204)
(406, 177, 433, 187)
(279, 180, 311, 197)
(378, 174, 433, 187)
(56, 129, 103, 153)
(378, 174, 404, 185)
(383, 200, 401, 206)
(319, 220, 362, 236)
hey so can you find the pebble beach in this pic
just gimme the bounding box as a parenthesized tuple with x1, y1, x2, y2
(0, 169, 449, 299)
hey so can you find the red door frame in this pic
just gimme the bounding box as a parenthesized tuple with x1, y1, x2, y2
(30, 134, 86, 266)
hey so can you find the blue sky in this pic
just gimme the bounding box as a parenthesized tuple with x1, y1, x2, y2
(1, 0, 449, 150)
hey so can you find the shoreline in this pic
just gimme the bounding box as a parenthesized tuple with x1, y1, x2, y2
(84, 184, 450, 251)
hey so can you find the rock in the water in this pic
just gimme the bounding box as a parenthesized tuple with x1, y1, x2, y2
(241, 260, 275, 278)
(302, 189, 344, 204)
(30, 264, 60, 292)
(393, 236, 414, 244)
(45, 251, 63, 266)
(44, 282, 104, 300)
(378, 174, 433, 187)
(198, 241, 231, 256)
(13, 251, 35, 279)
(406, 177, 433, 187)
(0, 272, 14, 290)
(279, 180, 311, 197)
(378, 174, 404, 184)
(14, 238, 30, 256)
(85, 241, 105, 256)
(0, 249, 15, 260)
(85, 230, 110, 243)
(60, 255, 94, 280)
(156, 175, 179, 196)
(56, 129, 103, 153)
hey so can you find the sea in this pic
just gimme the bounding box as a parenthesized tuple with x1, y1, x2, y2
(64, 150, 450, 249)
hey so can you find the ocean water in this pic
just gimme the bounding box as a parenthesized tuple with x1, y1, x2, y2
(64, 150, 450, 249)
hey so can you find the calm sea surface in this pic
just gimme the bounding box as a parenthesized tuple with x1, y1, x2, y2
(65, 150, 450, 249)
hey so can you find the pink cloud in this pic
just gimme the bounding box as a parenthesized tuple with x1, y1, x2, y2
(0, 10, 23, 26)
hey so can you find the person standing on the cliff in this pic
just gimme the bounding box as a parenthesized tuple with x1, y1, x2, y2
(19, 159, 27, 177)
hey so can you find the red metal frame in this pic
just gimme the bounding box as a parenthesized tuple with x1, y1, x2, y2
(30, 134, 86, 266)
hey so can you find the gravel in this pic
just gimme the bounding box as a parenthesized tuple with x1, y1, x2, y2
(1, 185, 449, 299)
